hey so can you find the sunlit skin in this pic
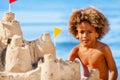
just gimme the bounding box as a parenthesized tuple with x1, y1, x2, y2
(68, 21, 118, 80)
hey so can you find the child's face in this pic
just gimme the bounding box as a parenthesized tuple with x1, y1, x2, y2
(77, 21, 98, 47)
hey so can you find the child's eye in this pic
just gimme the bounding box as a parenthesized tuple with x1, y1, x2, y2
(88, 31, 92, 33)
(80, 31, 84, 34)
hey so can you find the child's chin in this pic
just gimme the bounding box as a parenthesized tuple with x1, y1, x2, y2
(82, 42, 89, 46)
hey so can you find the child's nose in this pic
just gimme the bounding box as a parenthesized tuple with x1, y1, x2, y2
(83, 33, 88, 37)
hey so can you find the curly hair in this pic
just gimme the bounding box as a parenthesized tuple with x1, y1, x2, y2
(68, 7, 110, 40)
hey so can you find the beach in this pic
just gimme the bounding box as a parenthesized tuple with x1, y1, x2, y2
(0, 0, 120, 79)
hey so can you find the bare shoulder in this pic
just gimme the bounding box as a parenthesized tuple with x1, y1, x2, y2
(97, 41, 110, 50)
(97, 41, 112, 55)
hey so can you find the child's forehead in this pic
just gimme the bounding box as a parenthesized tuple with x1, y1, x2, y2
(77, 21, 93, 27)
(77, 22, 96, 30)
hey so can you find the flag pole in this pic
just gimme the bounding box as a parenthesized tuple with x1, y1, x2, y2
(9, 4, 11, 12)
(53, 33, 56, 47)
(9, 0, 17, 12)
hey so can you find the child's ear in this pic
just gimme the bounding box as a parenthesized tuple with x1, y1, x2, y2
(96, 33, 99, 38)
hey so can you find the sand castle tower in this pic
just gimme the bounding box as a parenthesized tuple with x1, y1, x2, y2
(0, 12, 23, 71)
(0, 12, 22, 46)
(5, 35, 32, 72)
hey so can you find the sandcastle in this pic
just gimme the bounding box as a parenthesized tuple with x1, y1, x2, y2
(0, 12, 99, 80)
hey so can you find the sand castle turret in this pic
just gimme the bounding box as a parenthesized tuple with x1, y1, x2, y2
(3, 12, 15, 22)
(40, 54, 60, 80)
(0, 12, 22, 46)
(5, 35, 32, 72)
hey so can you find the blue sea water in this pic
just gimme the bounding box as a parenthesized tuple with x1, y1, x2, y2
(0, 0, 120, 79)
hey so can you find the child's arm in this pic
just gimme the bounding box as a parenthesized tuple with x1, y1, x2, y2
(104, 45, 118, 80)
(68, 46, 78, 62)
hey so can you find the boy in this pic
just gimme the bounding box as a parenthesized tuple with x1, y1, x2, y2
(68, 7, 118, 80)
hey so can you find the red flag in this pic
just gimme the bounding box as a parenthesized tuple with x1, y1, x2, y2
(9, 0, 16, 3)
